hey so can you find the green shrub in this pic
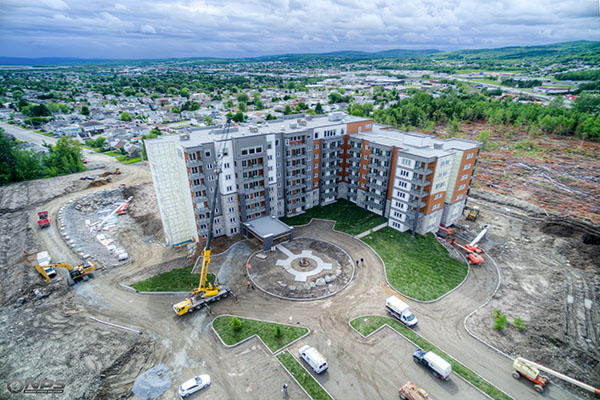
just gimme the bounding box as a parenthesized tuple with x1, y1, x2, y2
(494, 313, 507, 331)
(513, 317, 527, 332)
(231, 316, 242, 332)
(275, 324, 282, 339)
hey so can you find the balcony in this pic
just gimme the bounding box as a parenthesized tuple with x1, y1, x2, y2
(245, 163, 264, 172)
(288, 141, 306, 149)
(286, 191, 306, 201)
(409, 188, 428, 198)
(413, 166, 433, 175)
(287, 182, 306, 191)
(288, 152, 307, 161)
(368, 181, 388, 193)
(411, 177, 431, 186)
(365, 200, 384, 210)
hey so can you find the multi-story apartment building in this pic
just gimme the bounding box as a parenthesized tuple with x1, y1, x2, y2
(146, 113, 480, 246)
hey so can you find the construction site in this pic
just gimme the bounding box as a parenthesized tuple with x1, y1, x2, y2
(1, 125, 599, 400)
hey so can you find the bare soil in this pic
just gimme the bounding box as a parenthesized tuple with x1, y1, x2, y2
(463, 192, 600, 394)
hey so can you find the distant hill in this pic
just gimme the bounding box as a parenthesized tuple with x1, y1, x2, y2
(432, 41, 600, 61)
(1, 41, 598, 66)
(0, 57, 111, 66)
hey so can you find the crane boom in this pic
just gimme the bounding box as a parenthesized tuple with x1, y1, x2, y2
(469, 225, 489, 247)
(173, 120, 235, 316)
(518, 357, 600, 395)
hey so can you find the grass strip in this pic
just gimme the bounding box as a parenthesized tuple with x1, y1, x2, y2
(280, 199, 386, 235)
(361, 228, 467, 301)
(131, 265, 199, 292)
(350, 316, 512, 400)
(213, 316, 308, 353)
(277, 350, 333, 400)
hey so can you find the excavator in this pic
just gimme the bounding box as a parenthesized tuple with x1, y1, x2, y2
(36, 262, 95, 285)
(173, 121, 236, 316)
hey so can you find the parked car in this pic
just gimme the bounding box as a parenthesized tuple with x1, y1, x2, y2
(81, 158, 88, 164)
(178, 375, 211, 397)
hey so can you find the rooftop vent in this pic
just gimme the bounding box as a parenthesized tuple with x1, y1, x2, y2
(249, 125, 259, 133)
(280, 125, 286, 131)
(297, 119, 307, 126)
(179, 133, 190, 141)
(289, 122, 298, 129)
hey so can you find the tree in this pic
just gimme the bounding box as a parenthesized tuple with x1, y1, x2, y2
(0, 131, 17, 184)
(255, 100, 264, 110)
(283, 105, 292, 115)
(81, 105, 90, 116)
(236, 93, 249, 103)
(180, 88, 190, 98)
(574, 93, 600, 114)
(275, 324, 282, 339)
(265, 113, 277, 121)
(203, 116, 213, 126)
(232, 111, 245, 123)
(120, 112, 132, 121)
(477, 129, 490, 145)
(230, 317, 242, 332)
(315, 103, 323, 114)
(88, 136, 107, 149)
(224, 100, 234, 109)
(238, 102, 247, 112)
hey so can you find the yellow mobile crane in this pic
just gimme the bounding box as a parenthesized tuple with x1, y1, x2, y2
(173, 121, 235, 316)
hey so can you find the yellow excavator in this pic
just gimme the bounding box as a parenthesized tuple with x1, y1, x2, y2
(173, 121, 235, 316)
(36, 262, 95, 285)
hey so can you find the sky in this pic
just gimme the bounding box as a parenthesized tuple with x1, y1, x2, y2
(0, 0, 598, 59)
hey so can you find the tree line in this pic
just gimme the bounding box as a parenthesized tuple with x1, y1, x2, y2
(367, 89, 600, 140)
(0, 130, 85, 185)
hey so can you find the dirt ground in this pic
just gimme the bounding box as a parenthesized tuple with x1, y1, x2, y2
(463, 191, 600, 394)
(1, 128, 598, 400)
(436, 122, 600, 224)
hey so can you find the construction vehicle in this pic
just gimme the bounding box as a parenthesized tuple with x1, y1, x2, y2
(36, 262, 95, 285)
(450, 225, 489, 265)
(37, 211, 50, 228)
(173, 121, 235, 316)
(398, 381, 434, 400)
(466, 206, 480, 221)
(117, 203, 129, 215)
(512, 357, 600, 395)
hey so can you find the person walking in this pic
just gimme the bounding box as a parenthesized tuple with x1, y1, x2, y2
(282, 383, 288, 394)
(360, 257, 364, 264)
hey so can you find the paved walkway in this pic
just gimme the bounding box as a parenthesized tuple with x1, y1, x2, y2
(275, 244, 333, 282)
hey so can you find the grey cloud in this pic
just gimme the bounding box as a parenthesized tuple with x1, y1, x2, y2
(0, 0, 597, 58)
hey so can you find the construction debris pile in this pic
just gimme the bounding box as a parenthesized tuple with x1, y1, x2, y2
(60, 189, 131, 268)
(132, 363, 172, 400)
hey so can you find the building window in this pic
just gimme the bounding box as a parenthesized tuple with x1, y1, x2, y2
(189, 152, 196, 160)
(460, 174, 469, 181)
(314, 144, 319, 149)
(192, 179, 201, 186)
(455, 194, 464, 201)
(432, 203, 440, 211)
(463, 163, 472, 170)
(205, 150, 211, 157)
(225, 174, 231, 180)
(401, 158, 411, 166)
(434, 193, 443, 200)
(466, 152, 474, 160)
(226, 185, 233, 191)
(224, 162, 230, 168)
(191, 167, 198, 174)
(230, 217, 236, 223)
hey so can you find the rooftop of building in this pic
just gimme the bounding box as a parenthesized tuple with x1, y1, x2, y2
(242, 216, 292, 240)
(146, 113, 371, 148)
(146, 113, 480, 157)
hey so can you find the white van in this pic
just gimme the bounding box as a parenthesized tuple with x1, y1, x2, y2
(299, 345, 328, 374)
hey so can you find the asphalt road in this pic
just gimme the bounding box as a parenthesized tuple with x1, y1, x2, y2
(0, 121, 57, 146)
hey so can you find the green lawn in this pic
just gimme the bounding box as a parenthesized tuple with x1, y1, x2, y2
(121, 156, 142, 164)
(41, 132, 55, 137)
(350, 316, 511, 400)
(361, 228, 467, 301)
(213, 316, 308, 353)
(277, 350, 333, 400)
(280, 199, 387, 235)
(104, 151, 121, 157)
(131, 265, 200, 292)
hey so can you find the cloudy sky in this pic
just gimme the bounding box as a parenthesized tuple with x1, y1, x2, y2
(0, 0, 598, 59)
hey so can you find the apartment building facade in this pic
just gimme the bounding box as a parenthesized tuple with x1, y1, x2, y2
(146, 113, 480, 246)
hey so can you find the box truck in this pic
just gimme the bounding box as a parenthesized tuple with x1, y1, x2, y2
(385, 296, 418, 327)
(413, 349, 452, 381)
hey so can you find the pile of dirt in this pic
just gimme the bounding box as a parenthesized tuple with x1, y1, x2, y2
(123, 184, 163, 240)
(132, 363, 171, 400)
(464, 192, 600, 394)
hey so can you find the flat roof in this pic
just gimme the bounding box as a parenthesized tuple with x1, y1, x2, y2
(242, 216, 292, 240)
(147, 114, 371, 148)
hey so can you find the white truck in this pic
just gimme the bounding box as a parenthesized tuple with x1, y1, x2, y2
(385, 296, 418, 327)
(299, 345, 328, 374)
(36, 251, 56, 278)
(413, 349, 452, 381)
